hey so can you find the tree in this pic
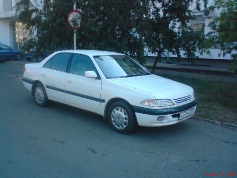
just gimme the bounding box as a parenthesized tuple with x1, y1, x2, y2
(206, 0, 237, 73)
(143, 0, 207, 70)
(16, 0, 75, 56)
(16, 0, 75, 54)
(16, 0, 206, 66)
(77, 0, 149, 63)
(16, 0, 149, 62)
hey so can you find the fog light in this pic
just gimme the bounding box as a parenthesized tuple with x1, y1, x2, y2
(157, 116, 165, 122)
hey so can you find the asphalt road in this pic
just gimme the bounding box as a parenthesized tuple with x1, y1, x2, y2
(0, 61, 237, 178)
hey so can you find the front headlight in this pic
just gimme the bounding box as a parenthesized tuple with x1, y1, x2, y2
(140, 99, 174, 109)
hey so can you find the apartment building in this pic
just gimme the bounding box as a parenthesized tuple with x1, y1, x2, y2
(186, 0, 231, 60)
(1, 0, 18, 47)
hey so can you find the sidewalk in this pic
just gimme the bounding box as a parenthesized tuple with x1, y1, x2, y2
(144, 57, 235, 76)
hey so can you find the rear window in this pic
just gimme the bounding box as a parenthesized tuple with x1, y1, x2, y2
(43, 53, 71, 72)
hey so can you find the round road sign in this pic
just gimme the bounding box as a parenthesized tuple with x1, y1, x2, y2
(68, 10, 81, 29)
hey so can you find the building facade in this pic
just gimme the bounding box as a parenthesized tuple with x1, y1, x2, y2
(187, 0, 231, 60)
(0, 0, 18, 47)
(0, 0, 28, 49)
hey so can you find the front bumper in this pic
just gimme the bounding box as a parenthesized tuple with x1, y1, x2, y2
(133, 100, 197, 127)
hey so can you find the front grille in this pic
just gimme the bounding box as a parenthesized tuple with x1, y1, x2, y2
(173, 95, 194, 106)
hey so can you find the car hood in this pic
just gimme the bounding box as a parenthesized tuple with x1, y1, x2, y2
(0, 49, 21, 53)
(111, 74, 193, 99)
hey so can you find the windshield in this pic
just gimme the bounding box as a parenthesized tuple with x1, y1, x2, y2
(94, 55, 150, 78)
(0, 44, 10, 50)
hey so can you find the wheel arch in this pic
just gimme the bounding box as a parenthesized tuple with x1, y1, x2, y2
(103, 98, 136, 120)
(31, 80, 44, 96)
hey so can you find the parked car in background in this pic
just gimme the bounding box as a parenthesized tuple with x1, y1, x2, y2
(0, 44, 22, 61)
(22, 50, 197, 134)
(24, 51, 51, 62)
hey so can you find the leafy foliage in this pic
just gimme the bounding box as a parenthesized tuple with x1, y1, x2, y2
(16, 0, 206, 65)
(16, 0, 73, 55)
(207, 0, 237, 73)
(144, 0, 206, 68)
(76, 0, 149, 63)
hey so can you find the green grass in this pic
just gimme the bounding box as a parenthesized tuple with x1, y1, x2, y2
(155, 72, 237, 124)
(175, 77, 237, 109)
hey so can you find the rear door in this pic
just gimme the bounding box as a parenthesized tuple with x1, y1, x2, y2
(41, 52, 71, 102)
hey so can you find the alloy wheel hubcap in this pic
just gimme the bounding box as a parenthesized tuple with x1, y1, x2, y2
(35, 87, 44, 104)
(111, 107, 128, 130)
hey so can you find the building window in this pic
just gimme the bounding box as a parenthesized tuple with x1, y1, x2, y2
(14, 22, 28, 49)
(189, 14, 205, 31)
(2, 0, 12, 12)
(182, 14, 205, 33)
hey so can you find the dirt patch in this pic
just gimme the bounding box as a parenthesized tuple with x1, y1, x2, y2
(195, 106, 237, 125)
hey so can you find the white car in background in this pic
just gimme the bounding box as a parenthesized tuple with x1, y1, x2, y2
(22, 50, 197, 134)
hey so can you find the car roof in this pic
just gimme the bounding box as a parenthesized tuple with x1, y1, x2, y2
(60, 50, 123, 56)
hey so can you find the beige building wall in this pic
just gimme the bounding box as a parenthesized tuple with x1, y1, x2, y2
(0, 0, 21, 48)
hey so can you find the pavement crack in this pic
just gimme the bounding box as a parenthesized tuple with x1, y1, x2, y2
(48, 137, 65, 144)
(86, 147, 97, 154)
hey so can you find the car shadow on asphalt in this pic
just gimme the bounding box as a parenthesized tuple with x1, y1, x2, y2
(24, 97, 192, 137)
(49, 101, 108, 124)
(137, 122, 191, 135)
(47, 101, 192, 136)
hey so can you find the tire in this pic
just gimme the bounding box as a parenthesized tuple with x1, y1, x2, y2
(15, 54, 22, 61)
(108, 101, 137, 134)
(26, 56, 32, 61)
(33, 83, 49, 107)
(36, 56, 43, 62)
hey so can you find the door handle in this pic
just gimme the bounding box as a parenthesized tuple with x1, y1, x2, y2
(42, 74, 45, 77)
(67, 80, 72, 84)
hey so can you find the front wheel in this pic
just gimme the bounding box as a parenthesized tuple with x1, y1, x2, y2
(33, 83, 49, 107)
(108, 101, 137, 134)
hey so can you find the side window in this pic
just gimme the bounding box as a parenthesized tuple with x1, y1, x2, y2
(48, 53, 71, 72)
(43, 58, 53, 69)
(69, 54, 96, 76)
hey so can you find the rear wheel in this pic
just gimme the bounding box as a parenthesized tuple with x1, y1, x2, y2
(15, 54, 22, 61)
(33, 83, 49, 106)
(108, 101, 137, 134)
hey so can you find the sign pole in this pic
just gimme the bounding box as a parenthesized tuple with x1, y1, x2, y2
(68, 2, 81, 49)
(73, 2, 76, 50)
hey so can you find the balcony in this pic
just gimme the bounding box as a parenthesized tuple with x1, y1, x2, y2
(0, 0, 20, 19)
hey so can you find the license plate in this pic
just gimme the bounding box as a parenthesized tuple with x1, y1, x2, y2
(179, 107, 195, 120)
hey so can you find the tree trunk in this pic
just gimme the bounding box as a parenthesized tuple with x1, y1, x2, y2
(152, 51, 162, 73)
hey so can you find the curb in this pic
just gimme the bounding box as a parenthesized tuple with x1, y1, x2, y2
(192, 117, 237, 129)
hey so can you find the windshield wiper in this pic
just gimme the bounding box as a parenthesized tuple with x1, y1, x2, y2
(119, 73, 150, 78)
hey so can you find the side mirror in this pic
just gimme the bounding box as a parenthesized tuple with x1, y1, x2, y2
(85, 71, 98, 79)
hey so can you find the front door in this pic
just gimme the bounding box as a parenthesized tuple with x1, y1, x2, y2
(64, 54, 102, 113)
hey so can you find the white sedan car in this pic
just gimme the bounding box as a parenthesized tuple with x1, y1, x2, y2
(22, 50, 197, 133)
